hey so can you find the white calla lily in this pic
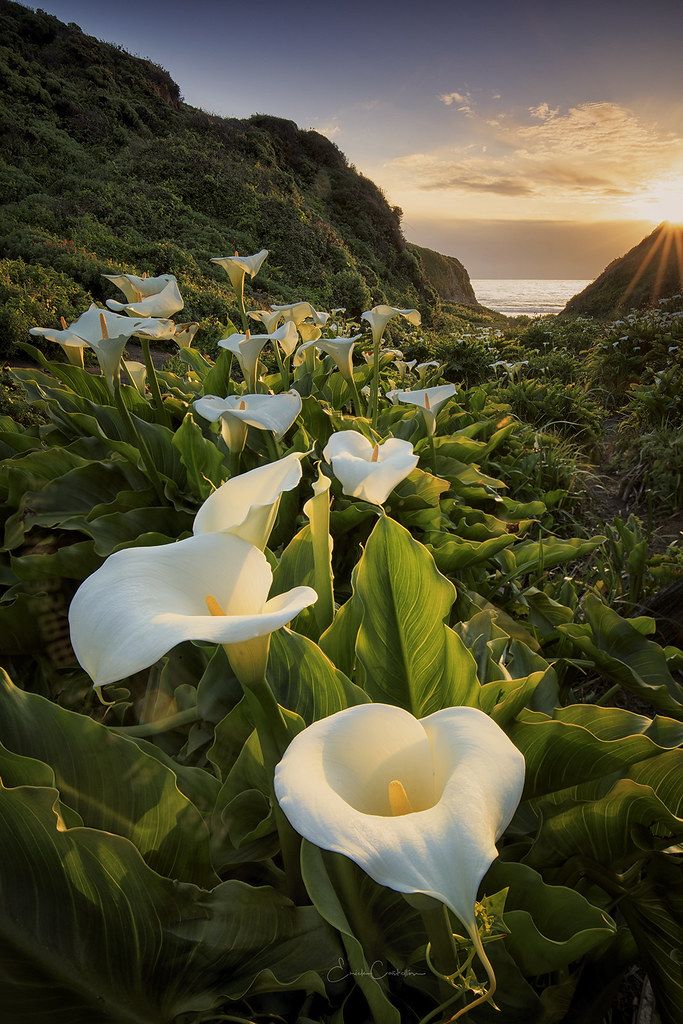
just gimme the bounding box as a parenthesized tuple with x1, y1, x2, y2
(293, 335, 362, 383)
(386, 384, 456, 435)
(102, 272, 174, 302)
(323, 430, 418, 505)
(271, 301, 328, 326)
(29, 320, 88, 366)
(249, 309, 284, 335)
(297, 323, 322, 344)
(193, 452, 304, 549)
(193, 391, 302, 453)
(63, 305, 173, 388)
(106, 275, 184, 318)
(275, 702, 524, 1003)
(219, 323, 298, 389)
(211, 249, 269, 294)
(69, 531, 316, 688)
(123, 360, 147, 393)
(361, 305, 421, 347)
(173, 322, 200, 349)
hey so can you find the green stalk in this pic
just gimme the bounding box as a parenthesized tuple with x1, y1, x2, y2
(421, 904, 458, 977)
(140, 336, 170, 427)
(428, 432, 438, 475)
(273, 343, 290, 390)
(348, 374, 364, 419)
(113, 383, 166, 503)
(109, 706, 200, 737)
(370, 331, 381, 428)
(305, 472, 335, 637)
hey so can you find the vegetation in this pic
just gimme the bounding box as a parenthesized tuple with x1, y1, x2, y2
(0, 5, 682, 1023)
(0, 0, 438, 360)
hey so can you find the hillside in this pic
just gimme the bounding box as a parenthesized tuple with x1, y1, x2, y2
(0, 0, 445, 355)
(408, 244, 478, 306)
(564, 222, 683, 318)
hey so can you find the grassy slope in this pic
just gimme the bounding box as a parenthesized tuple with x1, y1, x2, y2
(564, 223, 683, 318)
(0, 0, 443, 355)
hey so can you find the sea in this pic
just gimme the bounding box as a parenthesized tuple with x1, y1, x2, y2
(471, 279, 592, 317)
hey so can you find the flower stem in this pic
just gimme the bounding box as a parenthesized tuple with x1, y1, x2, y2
(596, 683, 621, 706)
(370, 333, 381, 428)
(112, 382, 166, 504)
(140, 337, 170, 427)
(428, 432, 438, 475)
(109, 706, 200, 737)
(422, 904, 458, 977)
(348, 375, 364, 419)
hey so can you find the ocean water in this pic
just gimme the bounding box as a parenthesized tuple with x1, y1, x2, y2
(471, 279, 592, 316)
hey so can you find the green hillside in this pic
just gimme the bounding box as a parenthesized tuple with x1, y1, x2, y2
(408, 243, 479, 306)
(0, 0, 442, 356)
(563, 223, 683, 318)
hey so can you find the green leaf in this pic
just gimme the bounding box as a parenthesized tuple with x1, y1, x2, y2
(510, 704, 683, 800)
(172, 412, 226, 501)
(485, 861, 615, 975)
(558, 596, 683, 717)
(301, 842, 402, 1024)
(268, 627, 369, 724)
(0, 783, 338, 1021)
(354, 516, 478, 714)
(0, 671, 217, 885)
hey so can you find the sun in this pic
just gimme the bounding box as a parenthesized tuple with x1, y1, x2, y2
(629, 173, 683, 225)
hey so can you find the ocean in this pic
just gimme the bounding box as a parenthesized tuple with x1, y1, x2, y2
(471, 279, 592, 316)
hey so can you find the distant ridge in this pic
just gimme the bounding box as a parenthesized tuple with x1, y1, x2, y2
(0, 0, 477, 335)
(563, 223, 683, 318)
(408, 244, 479, 307)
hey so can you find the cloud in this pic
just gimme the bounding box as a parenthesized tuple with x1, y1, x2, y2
(440, 89, 474, 116)
(383, 102, 683, 208)
(440, 91, 468, 106)
(528, 102, 558, 121)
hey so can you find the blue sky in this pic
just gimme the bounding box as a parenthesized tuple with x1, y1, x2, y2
(24, 0, 683, 275)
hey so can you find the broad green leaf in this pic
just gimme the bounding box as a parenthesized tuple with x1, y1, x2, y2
(0, 783, 338, 1021)
(301, 842, 402, 1024)
(510, 704, 683, 799)
(0, 671, 216, 885)
(268, 628, 369, 724)
(485, 861, 615, 975)
(319, 591, 364, 678)
(354, 516, 478, 714)
(558, 596, 683, 717)
(172, 412, 226, 501)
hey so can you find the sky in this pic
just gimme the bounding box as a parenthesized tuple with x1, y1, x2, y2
(24, 0, 683, 277)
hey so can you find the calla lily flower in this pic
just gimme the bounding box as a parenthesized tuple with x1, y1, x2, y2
(219, 323, 298, 389)
(173, 322, 200, 349)
(211, 249, 269, 294)
(293, 335, 362, 383)
(275, 701, 524, 948)
(297, 323, 322, 345)
(394, 358, 417, 375)
(248, 309, 284, 336)
(64, 305, 173, 388)
(193, 452, 304, 549)
(69, 531, 316, 688)
(29, 321, 88, 366)
(123, 359, 147, 393)
(361, 305, 421, 347)
(106, 275, 184, 318)
(102, 272, 174, 302)
(386, 384, 457, 436)
(271, 302, 328, 327)
(193, 391, 302, 454)
(323, 430, 418, 505)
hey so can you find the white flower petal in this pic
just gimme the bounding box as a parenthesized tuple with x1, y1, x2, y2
(193, 452, 304, 546)
(70, 533, 271, 685)
(106, 278, 184, 318)
(323, 430, 418, 505)
(275, 703, 525, 928)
